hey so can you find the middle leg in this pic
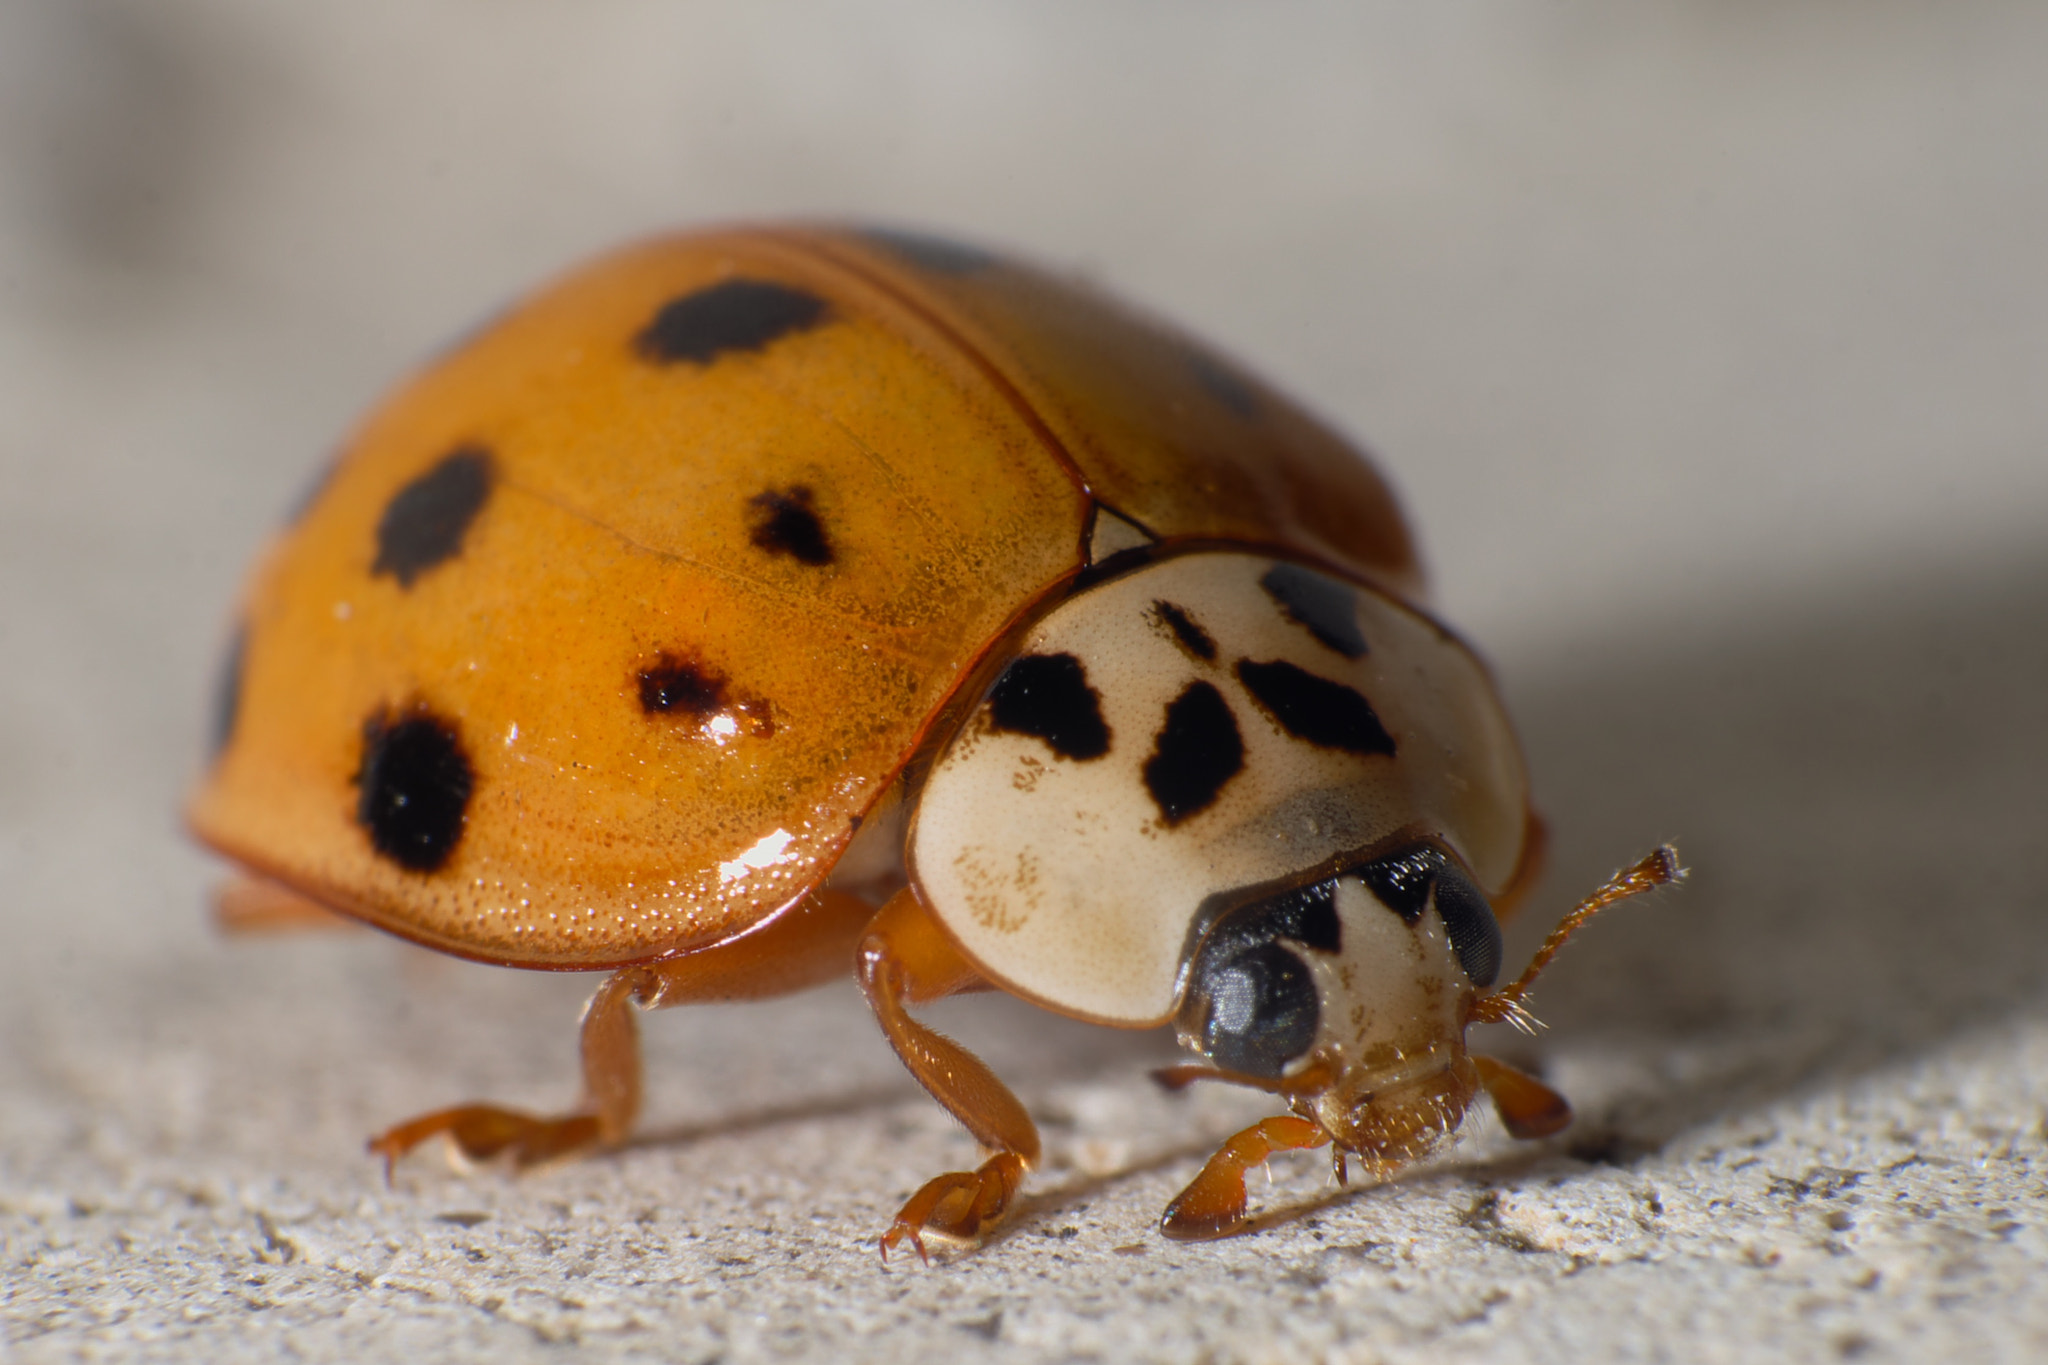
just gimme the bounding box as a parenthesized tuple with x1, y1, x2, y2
(857, 886, 1040, 1261)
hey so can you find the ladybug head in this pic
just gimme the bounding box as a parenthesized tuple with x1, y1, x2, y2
(1172, 842, 1504, 1167)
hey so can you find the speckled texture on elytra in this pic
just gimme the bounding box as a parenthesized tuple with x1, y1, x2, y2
(6, 3, 2048, 1362)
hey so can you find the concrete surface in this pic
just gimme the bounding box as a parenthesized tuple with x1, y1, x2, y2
(4, 3, 2047, 1361)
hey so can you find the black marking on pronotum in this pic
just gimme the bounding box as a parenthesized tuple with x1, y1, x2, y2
(748, 486, 833, 566)
(1259, 562, 1367, 659)
(1149, 600, 1217, 662)
(355, 708, 474, 873)
(861, 227, 997, 275)
(371, 447, 494, 588)
(1354, 845, 1503, 987)
(634, 279, 829, 366)
(210, 626, 247, 759)
(1143, 681, 1245, 825)
(985, 653, 1110, 761)
(638, 651, 775, 738)
(1235, 658, 1395, 757)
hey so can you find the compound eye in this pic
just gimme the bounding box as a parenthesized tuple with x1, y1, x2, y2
(1185, 941, 1319, 1078)
(1429, 860, 1503, 989)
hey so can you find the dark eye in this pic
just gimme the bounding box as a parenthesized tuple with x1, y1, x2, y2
(1182, 941, 1319, 1077)
(1177, 876, 1340, 1075)
(1428, 860, 1502, 988)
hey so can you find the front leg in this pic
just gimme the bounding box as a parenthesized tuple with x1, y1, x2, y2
(857, 887, 1041, 1262)
(1160, 1115, 1331, 1241)
(1472, 1054, 1573, 1139)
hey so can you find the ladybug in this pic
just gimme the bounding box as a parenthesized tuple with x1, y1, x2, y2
(190, 223, 1678, 1256)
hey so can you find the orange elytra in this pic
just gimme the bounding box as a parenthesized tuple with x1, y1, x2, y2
(190, 223, 1678, 1255)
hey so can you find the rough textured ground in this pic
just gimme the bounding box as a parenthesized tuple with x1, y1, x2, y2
(5, 4, 2047, 1362)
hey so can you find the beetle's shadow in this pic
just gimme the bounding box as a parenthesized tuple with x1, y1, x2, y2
(622, 1087, 915, 1155)
(1472, 545, 2048, 1162)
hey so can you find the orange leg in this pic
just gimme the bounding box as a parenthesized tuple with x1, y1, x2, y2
(1160, 1114, 1331, 1241)
(368, 965, 641, 1175)
(368, 887, 877, 1175)
(857, 886, 1039, 1262)
(1473, 1054, 1573, 1139)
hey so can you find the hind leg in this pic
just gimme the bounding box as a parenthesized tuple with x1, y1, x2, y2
(369, 888, 876, 1174)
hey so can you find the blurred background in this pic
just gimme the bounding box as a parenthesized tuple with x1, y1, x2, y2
(4, 2, 2045, 1358)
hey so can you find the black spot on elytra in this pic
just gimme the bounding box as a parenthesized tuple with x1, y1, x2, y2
(748, 486, 833, 566)
(1260, 562, 1368, 659)
(1185, 346, 1261, 420)
(372, 448, 494, 588)
(1150, 600, 1217, 662)
(1143, 681, 1245, 825)
(355, 709, 473, 873)
(862, 227, 997, 275)
(639, 654, 726, 717)
(638, 652, 775, 738)
(986, 653, 1110, 761)
(210, 626, 247, 758)
(1354, 845, 1503, 987)
(1235, 658, 1395, 757)
(634, 279, 828, 366)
